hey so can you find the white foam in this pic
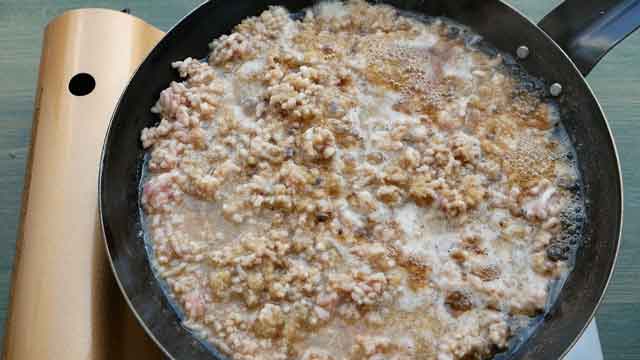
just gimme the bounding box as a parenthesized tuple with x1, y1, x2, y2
(523, 186, 556, 219)
(338, 200, 366, 230)
(316, 1, 349, 18)
(237, 58, 265, 78)
(397, 32, 439, 49)
(443, 52, 473, 80)
(396, 202, 420, 236)
(232, 104, 257, 131)
(396, 287, 434, 311)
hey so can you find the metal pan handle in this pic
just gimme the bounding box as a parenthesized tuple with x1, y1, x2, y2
(539, 0, 640, 76)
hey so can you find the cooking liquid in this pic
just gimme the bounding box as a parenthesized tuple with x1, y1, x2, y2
(140, 2, 585, 359)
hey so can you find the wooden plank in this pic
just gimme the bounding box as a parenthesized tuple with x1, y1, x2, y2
(1, 0, 638, 358)
(0, 0, 205, 349)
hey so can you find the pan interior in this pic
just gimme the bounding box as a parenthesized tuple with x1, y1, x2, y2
(100, 1, 621, 360)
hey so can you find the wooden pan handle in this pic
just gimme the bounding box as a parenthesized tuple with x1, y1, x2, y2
(2, 9, 165, 360)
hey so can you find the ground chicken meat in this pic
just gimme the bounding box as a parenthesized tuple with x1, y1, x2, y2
(140, 2, 584, 360)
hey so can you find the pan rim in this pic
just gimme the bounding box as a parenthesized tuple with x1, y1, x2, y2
(98, 1, 625, 359)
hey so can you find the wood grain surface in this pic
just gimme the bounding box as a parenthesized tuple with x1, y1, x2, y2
(0, 1, 638, 359)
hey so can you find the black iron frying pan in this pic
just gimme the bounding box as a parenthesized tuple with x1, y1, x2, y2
(99, 0, 640, 359)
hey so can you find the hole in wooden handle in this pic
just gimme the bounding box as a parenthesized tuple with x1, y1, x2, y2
(69, 73, 96, 96)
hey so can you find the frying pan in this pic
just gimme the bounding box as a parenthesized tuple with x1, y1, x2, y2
(99, 0, 640, 359)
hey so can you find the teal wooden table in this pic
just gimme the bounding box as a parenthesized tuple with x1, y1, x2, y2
(1, 1, 638, 358)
